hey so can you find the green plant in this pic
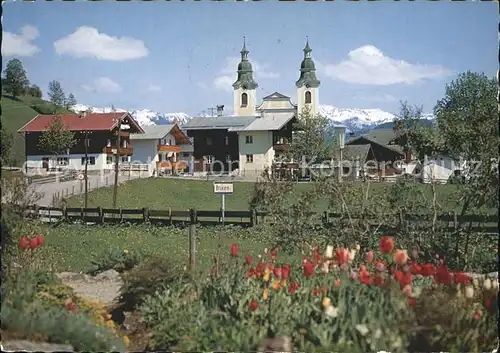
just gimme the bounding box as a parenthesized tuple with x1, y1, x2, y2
(119, 256, 187, 310)
(88, 247, 144, 276)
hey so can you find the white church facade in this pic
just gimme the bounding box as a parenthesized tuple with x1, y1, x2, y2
(183, 39, 322, 178)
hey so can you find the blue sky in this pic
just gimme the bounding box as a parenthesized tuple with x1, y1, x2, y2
(3, 1, 497, 116)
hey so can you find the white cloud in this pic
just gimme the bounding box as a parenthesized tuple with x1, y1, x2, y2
(322, 45, 451, 85)
(356, 94, 398, 103)
(213, 57, 280, 92)
(146, 84, 162, 93)
(82, 77, 121, 93)
(2, 25, 40, 57)
(54, 26, 148, 61)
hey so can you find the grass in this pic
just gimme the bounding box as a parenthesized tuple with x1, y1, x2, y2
(39, 223, 294, 274)
(2, 94, 72, 167)
(66, 177, 468, 212)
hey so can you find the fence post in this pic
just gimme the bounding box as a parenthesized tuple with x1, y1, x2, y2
(34, 204, 39, 219)
(250, 208, 256, 227)
(48, 207, 52, 223)
(119, 208, 123, 223)
(169, 207, 172, 225)
(80, 182, 83, 193)
(98, 207, 104, 224)
(143, 207, 149, 224)
(189, 209, 197, 274)
(72, 185, 75, 195)
(106, 176, 109, 186)
(62, 205, 68, 222)
(324, 211, 330, 225)
(453, 211, 458, 231)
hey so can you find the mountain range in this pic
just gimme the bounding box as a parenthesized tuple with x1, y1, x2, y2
(70, 103, 435, 136)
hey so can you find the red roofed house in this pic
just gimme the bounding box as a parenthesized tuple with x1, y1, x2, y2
(18, 112, 144, 173)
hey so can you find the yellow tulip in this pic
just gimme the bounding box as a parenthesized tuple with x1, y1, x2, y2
(123, 249, 129, 254)
(272, 279, 281, 290)
(322, 297, 331, 308)
(123, 336, 130, 347)
(483, 278, 492, 291)
(263, 289, 269, 301)
(464, 285, 474, 299)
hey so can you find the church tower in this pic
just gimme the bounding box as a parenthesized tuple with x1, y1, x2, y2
(296, 38, 320, 117)
(233, 37, 258, 116)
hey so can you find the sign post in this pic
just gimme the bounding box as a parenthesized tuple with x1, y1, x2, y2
(213, 182, 233, 225)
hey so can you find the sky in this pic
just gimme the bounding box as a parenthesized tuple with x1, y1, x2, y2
(2, 1, 498, 116)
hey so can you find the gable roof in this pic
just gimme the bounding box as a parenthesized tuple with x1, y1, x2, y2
(228, 112, 295, 132)
(341, 144, 373, 164)
(18, 112, 145, 133)
(131, 123, 191, 144)
(262, 92, 290, 100)
(351, 128, 402, 145)
(182, 116, 257, 130)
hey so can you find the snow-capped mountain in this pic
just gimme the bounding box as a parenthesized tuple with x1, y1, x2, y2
(70, 104, 191, 126)
(70, 103, 434, 136)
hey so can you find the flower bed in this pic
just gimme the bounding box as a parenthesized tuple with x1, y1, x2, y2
(139, 236, 498, 352)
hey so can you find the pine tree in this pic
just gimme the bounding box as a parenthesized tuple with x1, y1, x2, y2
(65, 93, 77, 109)
(3, 59, 30, 99)
(48, 80, 66, 106)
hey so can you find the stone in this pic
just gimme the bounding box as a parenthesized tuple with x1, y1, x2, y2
(93, 269, 121, 282)
(1, 340, 74, 352)
(258, 336, 292, 352)
(56, 271, 90, 282)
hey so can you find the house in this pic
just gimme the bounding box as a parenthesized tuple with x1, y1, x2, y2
(18, 112, 144, 174)
(183, 38, 320, 179)
(130, 124, 193, 175)
(346, 128, 413, 176)
(416, 154, 468, 184)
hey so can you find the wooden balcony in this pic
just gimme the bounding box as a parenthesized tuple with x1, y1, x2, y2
(273, 142, 291, 152)
(103, 146, 133, 156)
(157, 144, 181, 153)
(156, 160, 188, 171)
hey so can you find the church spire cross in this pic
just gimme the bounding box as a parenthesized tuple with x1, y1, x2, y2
(241, 36, 249, 60)
(303, 37, 312, 58)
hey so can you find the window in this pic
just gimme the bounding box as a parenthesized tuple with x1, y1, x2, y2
(122, 139, 128, 148)
(305, 91, 312, 104)
(106, 139, 111, 147)
(206, 137, 213, 146)
(182, 152, 191, 158)
(205, 155, 213, 164)
(121, 156, 128, 162)
(81, 157, 96, 165)
(246, 154, 253, 163)
(56, 157, 69, 165)
(170, 139, 174, 145)
(158, 154, 163, 162)
(106, 155, 114, 165)
(241, 93, 248, 107)
(245, 135, 253, 144)
(225, 136, 229, 146)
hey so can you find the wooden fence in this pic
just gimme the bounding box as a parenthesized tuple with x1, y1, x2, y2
(23, 205, 499, 233)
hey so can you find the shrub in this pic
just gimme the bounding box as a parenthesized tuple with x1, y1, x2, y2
(87, 247, 144, 276)
(119, 256, 187, 311)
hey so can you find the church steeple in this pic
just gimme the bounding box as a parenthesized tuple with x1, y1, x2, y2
(296, 37, 320, 88)
(233, 37, 258, 90)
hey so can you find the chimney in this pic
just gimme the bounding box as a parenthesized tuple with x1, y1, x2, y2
(349, 132, 355, 143)
(216, 105, 224, 117)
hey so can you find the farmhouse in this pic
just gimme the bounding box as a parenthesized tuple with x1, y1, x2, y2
(183, 39, 324, 178)
(130, 124, 193, 176)
(18, 112, 144, 173)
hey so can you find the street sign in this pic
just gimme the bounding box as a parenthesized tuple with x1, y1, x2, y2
(213, 182, 233, 195)
(214, 182, 233, 225)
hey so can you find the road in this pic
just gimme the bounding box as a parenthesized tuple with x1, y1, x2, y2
(31, 172, 145, 206)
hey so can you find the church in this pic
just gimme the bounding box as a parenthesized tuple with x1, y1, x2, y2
(183, 38, 322, 178)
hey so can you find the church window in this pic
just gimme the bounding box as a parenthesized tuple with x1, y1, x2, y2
(305, 91, 312, 104)
(241, 93, 248, 107)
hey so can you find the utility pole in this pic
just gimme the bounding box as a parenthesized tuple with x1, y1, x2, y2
(84, 130, 89, 208)
(112, 120, 122, 209)
(207, 107, 216, 117)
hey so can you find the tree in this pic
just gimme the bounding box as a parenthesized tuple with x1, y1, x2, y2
(28, 84, 43, 98)
(65, 93, 77, 109)
(1, 128, 13, 166)
(38, 117, 75, 166)
(3, 59, 30, 99)
(48, 80, 66, 106)
(288, 107, 331, 174)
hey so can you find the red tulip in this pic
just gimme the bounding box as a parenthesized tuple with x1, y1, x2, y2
(288, 281, 300, 294)
(303, 262, 315, 277)
(420, 263, 435, 277)
(35, 234, 45, 247)
(29, 237, 39, 249)
(248, 299, 258, 312)
(434, 264, 453, 285)
(245, 255, 253, 265)
(312, 287, 320, 296)
(335, 248, 350, 265)
(373, 275, 384, 286)
(281, 264, 291, 280)
(379, 236, 395, 254)
(410, 263, 421, 275)
(273, 267, 282, 278)
(19, 236, 29, 250)
(359, 270, 371, 285)
(366, 251, 374, 264)
(230, 243, 238, 257)
(454, 272, 471, 285)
